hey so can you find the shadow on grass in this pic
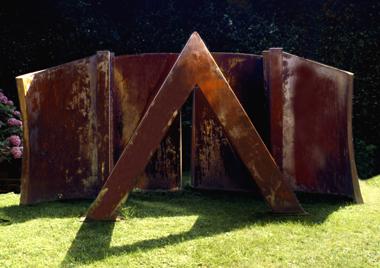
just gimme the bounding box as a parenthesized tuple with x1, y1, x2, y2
(61, 221, 115, 267)
(0, 199, 91, 224)
(60, 190, 348, 266)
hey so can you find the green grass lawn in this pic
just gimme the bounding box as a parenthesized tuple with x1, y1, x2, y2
(1, 177, 379, 268)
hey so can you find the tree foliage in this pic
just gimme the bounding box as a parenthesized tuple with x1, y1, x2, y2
(0, 0, 378, 177)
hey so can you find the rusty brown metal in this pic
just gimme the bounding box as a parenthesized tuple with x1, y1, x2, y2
(264, 48, 363, 202)
(16, 52, 182, 204)
(113, 54, 181, 190)
(86, 33, 304, 220)
(16, 51, 114, 204)
(191, 53, 268, 193)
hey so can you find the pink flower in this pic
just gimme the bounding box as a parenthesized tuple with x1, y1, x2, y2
(10, 146, 22, 159)
(13, 111, 21, 117)
(8, 135, 21, 146)
(6, 100, 14, 106)
(7, 118, 22, 127)
(0, 95, 8, 104)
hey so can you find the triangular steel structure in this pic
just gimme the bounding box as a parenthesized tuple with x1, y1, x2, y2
(85, 32, 305, 220)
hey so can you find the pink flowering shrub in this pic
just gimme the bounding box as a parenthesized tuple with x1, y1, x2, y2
(0, 90, 23, 162)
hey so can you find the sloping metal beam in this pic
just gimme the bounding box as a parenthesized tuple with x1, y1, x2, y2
(191, 53, 267, 193)
(113, 54, 182, 190)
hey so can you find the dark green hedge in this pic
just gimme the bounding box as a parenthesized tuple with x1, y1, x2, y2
(0, 0, 378, 177)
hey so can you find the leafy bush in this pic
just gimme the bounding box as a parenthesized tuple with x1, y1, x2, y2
(0, 0, 378, 176)
(355, 139, 377, 179)
(0, 90, 22, 162)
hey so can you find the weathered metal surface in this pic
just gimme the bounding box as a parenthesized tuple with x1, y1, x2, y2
(86, 33, 304, 220)
(264, 48, 362, 202)
(16, 51, 113, 204)
(113, 54, 181, 190)
(191, 53, 268, 193)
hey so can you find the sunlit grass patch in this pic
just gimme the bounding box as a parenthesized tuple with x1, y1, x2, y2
(0, 177, 379, 267)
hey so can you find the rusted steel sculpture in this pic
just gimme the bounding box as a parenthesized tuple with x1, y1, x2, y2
(113, 54, 181, 190)
(16, 52, 114, 204)
(192, 53, 267, 193)
(17, 31, 362, 219)
(263, 49, 362, 202)
(85, 33, 304, 220)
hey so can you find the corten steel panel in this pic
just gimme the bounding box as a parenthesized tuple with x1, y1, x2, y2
(191, 53, 268, 193)
(16, 51, 113, 204)
(86, 33, 304, 221)
(113, 54, 181, 190)
(265, 48, 363, 202)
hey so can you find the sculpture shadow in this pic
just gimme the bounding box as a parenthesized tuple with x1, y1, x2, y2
(61, 190, 347, 266)
(61, 221, 116, 267)
(0, 199, 90, 225)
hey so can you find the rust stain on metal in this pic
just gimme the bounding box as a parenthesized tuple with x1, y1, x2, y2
(86, 33, 304, 220)
(192, 89, 261, 192)
(265, 49, 362, 202)
(112, 54, 181, 190)
(16, 52, 113, 204)
(264, 48, 284, 170)
(192, 53, 268, 193)
(140, 134, 181, 190)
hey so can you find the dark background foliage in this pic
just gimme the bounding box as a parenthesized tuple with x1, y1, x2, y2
(0, 0, 378, 178)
